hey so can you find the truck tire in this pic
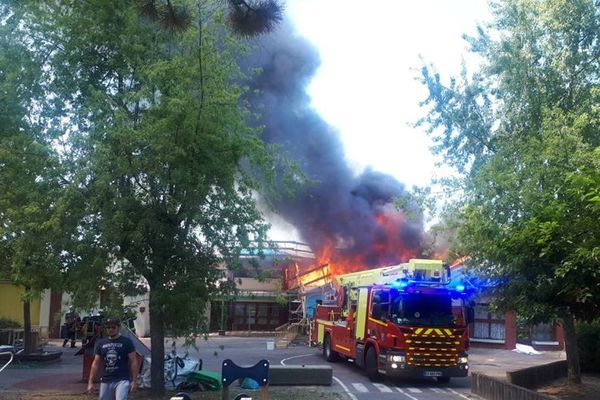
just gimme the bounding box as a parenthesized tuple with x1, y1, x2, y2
(365, 346, 382, 381)
(437, 377, 450, 384)
(323, 334, 339, 362)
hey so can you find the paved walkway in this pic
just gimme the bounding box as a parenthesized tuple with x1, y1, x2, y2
(0, 340, 85, 393)
(0, 339, 565, 394)
(468, 346, 565, 379)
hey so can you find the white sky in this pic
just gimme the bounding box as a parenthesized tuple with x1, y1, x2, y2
(287, 0, 492, 188)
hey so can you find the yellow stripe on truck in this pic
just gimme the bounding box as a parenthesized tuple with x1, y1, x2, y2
(368, 317, 388, 327)
(317, 323, 325, 345)
(355, 288, 369, 340)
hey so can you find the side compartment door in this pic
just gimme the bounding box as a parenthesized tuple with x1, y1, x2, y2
(354, 288, 369, 340)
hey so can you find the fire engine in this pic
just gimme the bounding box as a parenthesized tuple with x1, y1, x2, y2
(310, 259, 472, 382)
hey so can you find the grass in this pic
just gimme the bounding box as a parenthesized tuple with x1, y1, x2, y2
(1, 387, 343, 400)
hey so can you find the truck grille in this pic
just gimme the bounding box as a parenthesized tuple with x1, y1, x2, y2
(404, 328, 462, 367)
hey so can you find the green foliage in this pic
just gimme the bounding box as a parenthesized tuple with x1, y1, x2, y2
(418, 0, 600, 382)
(0, 3, 66, 354)
(3, 0, 286, 390)
(576, 320, 600, 373)
(419, 0, 600, 322)
(0, 317, 21, 330)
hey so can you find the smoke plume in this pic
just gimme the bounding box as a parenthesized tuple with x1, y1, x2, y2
(246, 23, 425, 271)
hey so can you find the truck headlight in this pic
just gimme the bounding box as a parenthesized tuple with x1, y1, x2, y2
(391, 355, 405, 363)
(459, 356, 468, 364)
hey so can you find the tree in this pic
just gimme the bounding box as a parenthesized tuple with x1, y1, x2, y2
(0, 4, 64, 354)
(6, 0, 284, 392)
(419, 0, 600, 383)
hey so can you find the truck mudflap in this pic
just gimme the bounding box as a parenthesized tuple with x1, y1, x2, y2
(355, 343, 365, 368)
(378, 352, 469, 378)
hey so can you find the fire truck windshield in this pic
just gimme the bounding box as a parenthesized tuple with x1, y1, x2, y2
(390, 293, 454, 326)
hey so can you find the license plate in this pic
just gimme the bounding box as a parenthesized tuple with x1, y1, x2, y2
(423, 371, 443, 377)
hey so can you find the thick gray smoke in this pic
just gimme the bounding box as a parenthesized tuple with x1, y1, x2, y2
(246, 23, 424, 268)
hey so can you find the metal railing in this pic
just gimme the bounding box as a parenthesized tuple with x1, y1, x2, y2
(0, 351, 14, 373)
(274, 319, 306, 348)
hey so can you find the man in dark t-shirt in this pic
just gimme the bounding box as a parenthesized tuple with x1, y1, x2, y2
(87, 317, 138, 400)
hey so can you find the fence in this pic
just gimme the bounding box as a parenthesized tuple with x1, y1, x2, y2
(507, 360, 567, 389)
(471, 373, 553, 400)
(274, 320, 304, 348)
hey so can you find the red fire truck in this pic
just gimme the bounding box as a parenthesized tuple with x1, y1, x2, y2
(311, 259, 472, 382)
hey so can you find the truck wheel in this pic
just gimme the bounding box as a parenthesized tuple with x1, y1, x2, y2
(365, 347, 382, 382)
(323, 335, 339, 362)
(437, 377, 450, 384)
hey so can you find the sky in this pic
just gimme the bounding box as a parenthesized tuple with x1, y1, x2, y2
(286, 0, 493, 188)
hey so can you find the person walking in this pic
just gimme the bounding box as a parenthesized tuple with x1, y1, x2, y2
(87, 317, 138, 400)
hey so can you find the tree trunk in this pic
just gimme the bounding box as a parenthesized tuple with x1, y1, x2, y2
(561, 309, 581, 384)
(23, 290, 33, 354)
(149, 289, 165, 394)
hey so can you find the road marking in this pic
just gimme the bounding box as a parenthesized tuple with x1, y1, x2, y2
(351, 383, 369, 392)
(280, 354, 314, 365)
(281, 354, 359, 400)
(447, 387, 472, 399)
(431, 387, 444, 393)
(373, 383, 393, 392)
(332, 376, 358, 400)
(396, 387, 420, 400)
(408, 387, 422, 393)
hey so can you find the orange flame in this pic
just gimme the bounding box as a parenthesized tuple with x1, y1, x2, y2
(315, 211, 419, 277)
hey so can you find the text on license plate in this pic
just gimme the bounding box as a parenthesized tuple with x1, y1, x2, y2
(423, 371, 443, 377)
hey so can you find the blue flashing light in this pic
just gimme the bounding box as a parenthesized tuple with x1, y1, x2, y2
(455, 284, 465, 293)
(392, 279, 410, 289)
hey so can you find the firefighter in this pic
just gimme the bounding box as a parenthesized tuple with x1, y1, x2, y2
(63, 307, 80, 348)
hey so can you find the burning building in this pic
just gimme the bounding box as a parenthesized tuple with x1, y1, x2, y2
(208, 18, 431, 335)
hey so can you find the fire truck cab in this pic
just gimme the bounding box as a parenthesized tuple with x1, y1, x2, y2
(311, 259, 472, 382)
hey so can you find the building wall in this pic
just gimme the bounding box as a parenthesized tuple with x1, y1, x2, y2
(468, 301, 564, 351)
(0, 282, 41, 326)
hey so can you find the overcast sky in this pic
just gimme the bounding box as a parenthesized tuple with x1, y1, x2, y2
(287, 0, 492, 188)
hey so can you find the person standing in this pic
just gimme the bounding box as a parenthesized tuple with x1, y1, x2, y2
(63, 307, 80, 348)
(87, 317, 139, 400)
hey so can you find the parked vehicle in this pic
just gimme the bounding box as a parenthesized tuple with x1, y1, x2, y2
(311, 259, 473, 382)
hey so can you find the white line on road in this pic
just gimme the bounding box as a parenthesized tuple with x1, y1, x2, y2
(447, 387, 472, 399)
(333, 376, 359, 400)
(281, 354, 358, 400)
(431, 387, 444, 393)
(351, 383, 369, 392)
(279, 354, 314, 365)
(408, 387, 423, 393)
(373, 383, 393, 392)
(396, 387, 420, 400)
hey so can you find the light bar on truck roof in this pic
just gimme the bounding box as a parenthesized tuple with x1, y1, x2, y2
(389, 278, 470, 296)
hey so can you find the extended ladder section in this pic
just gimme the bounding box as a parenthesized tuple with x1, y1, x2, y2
(335, 259, 447, 288)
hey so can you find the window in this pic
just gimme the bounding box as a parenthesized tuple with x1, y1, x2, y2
(257, 304, 268, 325)
(472, 303, 505, 340)
(532, 323, 555, 342)
(269, 305, 280, 326)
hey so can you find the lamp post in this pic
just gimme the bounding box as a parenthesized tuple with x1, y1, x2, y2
(219, 299, 226, 336)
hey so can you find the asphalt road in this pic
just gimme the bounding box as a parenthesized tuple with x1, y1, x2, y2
(174, 336, 482, 400)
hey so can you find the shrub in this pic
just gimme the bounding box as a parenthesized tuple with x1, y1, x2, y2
(577, 320, 600, 373)
(0, 316, 21, 329)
